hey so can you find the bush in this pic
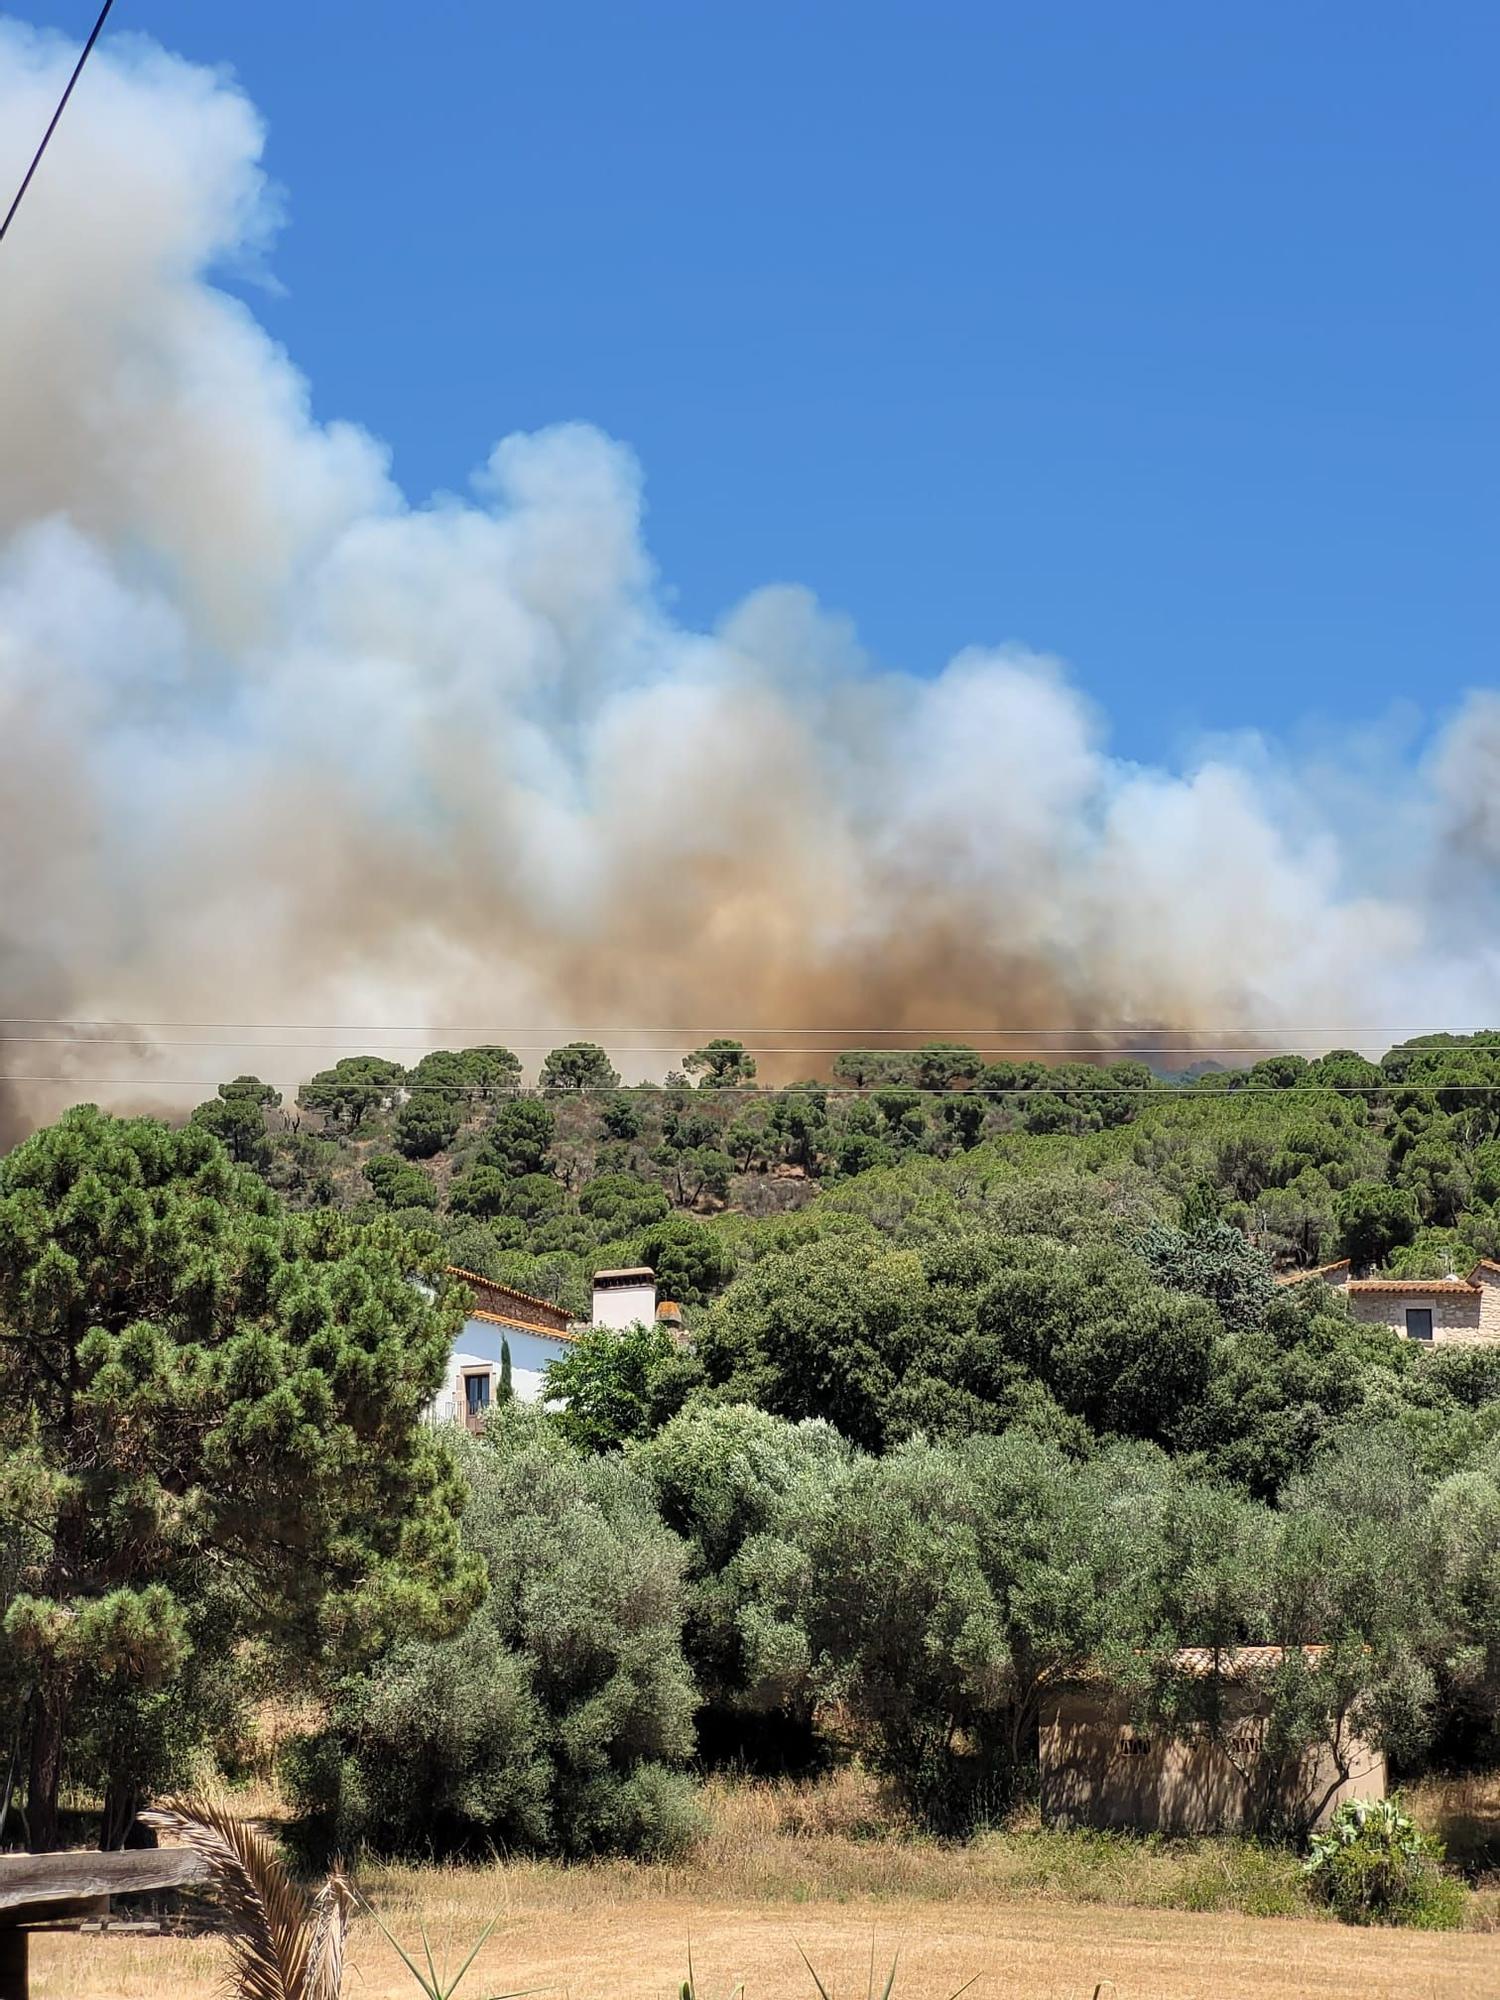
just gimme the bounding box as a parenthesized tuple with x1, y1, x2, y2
(633, 1216, 736, 1306)
(394, 1090, 463, 1159)
(364, 1153, 439, 1209)
(1304, 1796, 1464, 1928)
(284, 1413, 700, 1859)
(545, 1322, 684, 1453)
(580, 1172, 671, 1233)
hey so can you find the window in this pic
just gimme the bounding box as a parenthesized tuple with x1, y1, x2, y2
(1405, 1307, 1434, 1343)
(464, 1371, 492, 1417)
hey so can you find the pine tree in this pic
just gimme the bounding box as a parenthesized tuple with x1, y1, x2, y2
(0, 1108, 483, 1847)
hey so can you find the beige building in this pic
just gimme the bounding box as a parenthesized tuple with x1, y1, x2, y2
(1278, 1257, 1500, 1345)
(1040, 1648, 1386, 1835)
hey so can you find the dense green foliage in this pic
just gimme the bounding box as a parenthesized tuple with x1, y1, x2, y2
(286, 1412, 700, 1859)
(10, 1030, 1500, 1876)
(1304, 1796, 1464, 1927)
(0, 1108, 481, 1847)
(171, 1032, 1500, 1328)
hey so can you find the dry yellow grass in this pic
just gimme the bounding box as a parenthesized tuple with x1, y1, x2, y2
(29, 1882, 1498, 2000)
(1410, 1769, 1500, 1875)
(25, 1770, 1500, 2000)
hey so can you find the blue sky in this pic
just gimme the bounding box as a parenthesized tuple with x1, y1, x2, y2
(29, 1, 1500, 760)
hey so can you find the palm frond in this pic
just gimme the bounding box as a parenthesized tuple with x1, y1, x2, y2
(306, 1860, 356, 2000)
(141, 1799, 350, 2000)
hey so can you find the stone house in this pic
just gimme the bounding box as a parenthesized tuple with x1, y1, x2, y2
(1040, 1647, 1386, 1835)
(1277, 1257, 1500, 1345)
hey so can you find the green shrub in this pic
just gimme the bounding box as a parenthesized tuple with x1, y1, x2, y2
(1399, 1869, 1471, 1930)
(1167, 1840, 1311, 1918)
(283, 1411, 700, 1859)
(1304, 1796, 1464, 1928)
(364, 1152, 439, 1209)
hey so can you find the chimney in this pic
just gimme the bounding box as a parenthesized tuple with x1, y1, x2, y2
(591, 1265, 657, 1331)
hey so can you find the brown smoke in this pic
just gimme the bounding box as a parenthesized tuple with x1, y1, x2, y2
(0, 23, 1494, 1141)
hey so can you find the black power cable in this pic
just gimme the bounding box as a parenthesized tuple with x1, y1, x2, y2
(0, 0, 117, 248)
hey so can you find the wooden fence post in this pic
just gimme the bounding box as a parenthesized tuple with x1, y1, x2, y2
(0, 1929, 25, 2000)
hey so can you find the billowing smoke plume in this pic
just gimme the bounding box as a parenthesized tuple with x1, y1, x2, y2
(0, 22, 1497, 1138)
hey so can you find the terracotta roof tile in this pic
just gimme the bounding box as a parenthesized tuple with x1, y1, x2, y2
(1349, 1277, 1479, 1295)
(1170, 1645, 1327, 1676)
(469, 1307, 579, 1344)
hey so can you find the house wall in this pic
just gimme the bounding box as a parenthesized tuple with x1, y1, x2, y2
(592, 1280, 657, 1331)
(1294, 1263, 1500, 1345)
(1346, 1290, 1484, 1344)
(429, 1317, 574, 1422)
(1039, 1690, 1385, 1834)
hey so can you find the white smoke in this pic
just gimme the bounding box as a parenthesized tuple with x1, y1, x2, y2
(0, 20, 1496, 1134)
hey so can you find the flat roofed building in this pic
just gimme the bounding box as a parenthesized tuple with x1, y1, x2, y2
(591, 1265, 658, 1331)
(1040, 1648, 1386, 1834)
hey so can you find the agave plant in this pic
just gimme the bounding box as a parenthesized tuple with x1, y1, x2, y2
(141, 1800, 353, 2000)
(795, 1940, 982, 2000)
(360, 1907, 537, 2000)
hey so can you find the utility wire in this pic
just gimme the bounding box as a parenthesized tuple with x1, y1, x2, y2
(0, 1027, 1494, 1059)
(0, 1018, 1479, 1037)
(8, 1080, 1500, 1097)
(0, 1035, 1477, 1054)
(0, 0, 116, 248)
(2, 1037, 1500, 1063)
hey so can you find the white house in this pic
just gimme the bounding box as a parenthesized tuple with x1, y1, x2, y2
(430, 1264, 665, 1424)
(432, 1268, 578, 1427)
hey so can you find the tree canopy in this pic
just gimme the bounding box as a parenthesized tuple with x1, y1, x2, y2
(17, 1029, 1500, 1852)
(0, 1107, 480, 1846)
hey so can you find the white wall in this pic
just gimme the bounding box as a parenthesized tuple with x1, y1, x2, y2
(428, 1316, 574, 1421)
(592, 1281, 657, 1331)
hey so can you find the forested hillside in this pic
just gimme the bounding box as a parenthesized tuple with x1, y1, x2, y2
(195, 1031, 1500, 1317)
(8, 1033, 1500, 1876)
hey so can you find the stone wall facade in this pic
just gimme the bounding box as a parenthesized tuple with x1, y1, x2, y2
(1298, 1260, 1500, 1346)
(1040, 1688, 1385, 1834)
(1345, 1286, 1486, 1344)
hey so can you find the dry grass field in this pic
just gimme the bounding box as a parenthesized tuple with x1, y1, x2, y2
(26, 1771, 1500, 2000)
(31, 1891, 1500, 2000)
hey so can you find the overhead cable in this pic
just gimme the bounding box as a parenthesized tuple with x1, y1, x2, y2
(0, 0, 116, 247)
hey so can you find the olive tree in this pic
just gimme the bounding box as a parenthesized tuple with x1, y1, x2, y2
(286, 1411, 699, 1857)
(632, 1404, 848, 1761)
(803, 1433, 1166, 1825)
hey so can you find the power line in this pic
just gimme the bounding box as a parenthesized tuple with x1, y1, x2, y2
(0, 1035, 1471, 1055)
(0, 0, 116, 248)
(0, 1019, 1484, 1036)
(7, 1080, 1500, 1097)
(0, 1023, 1494, 1058)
